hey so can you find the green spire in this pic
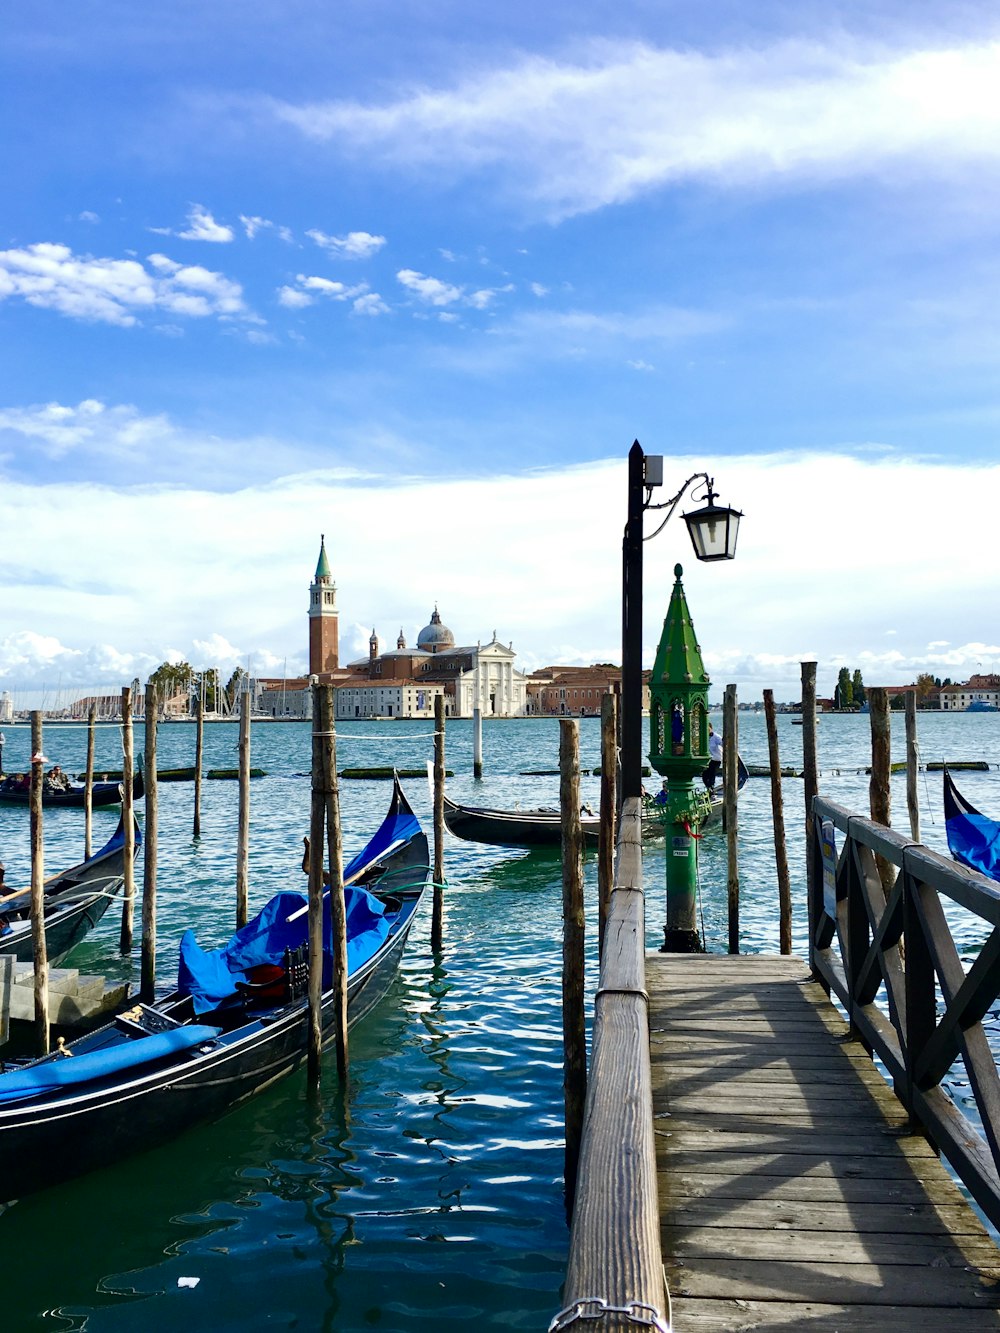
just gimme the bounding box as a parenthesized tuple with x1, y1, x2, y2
(650, 564, 709, 687)
(647, 564, 712, 780)
(315, 534, 332, 580)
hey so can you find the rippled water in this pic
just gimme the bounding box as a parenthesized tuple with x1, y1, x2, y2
(0, 711, 997, 1329)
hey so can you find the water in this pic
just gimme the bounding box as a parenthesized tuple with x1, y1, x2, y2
(0, 711, 997, 1330)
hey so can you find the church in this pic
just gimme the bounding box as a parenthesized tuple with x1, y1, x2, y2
(258, 538, 528, 719)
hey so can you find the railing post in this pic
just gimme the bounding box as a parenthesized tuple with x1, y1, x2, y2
(764, 689, 792, 954)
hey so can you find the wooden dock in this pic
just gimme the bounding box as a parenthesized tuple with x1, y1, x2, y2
(650, 954, 1000, 1329)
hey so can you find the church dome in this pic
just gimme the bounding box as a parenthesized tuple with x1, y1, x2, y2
(417, 606, 455, 653)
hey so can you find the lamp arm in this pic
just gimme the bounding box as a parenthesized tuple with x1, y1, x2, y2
(642, 471, 712, 543)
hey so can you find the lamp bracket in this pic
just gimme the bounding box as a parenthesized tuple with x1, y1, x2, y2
(642, 472, 714, 543)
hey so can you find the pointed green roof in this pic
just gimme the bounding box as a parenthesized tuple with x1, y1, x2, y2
(315, 534, 332, 580)
(650, 564, 710, 688)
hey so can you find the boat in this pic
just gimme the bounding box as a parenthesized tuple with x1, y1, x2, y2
(0, 769, 144, 809)
(0, 811, 140, 964)
(966, 700, 1000, 713)
(442, 792, 603, 848)
(943, 767, 1000, 883)
(442, 758, 748, 849)
(0, 775, 429, 1201)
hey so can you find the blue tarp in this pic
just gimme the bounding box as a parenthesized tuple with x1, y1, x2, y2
(177, 885, 391, 1014)
(0, 1025, 221, 1104)
(946, 810, 1000, 883)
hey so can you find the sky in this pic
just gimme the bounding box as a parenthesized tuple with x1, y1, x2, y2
(2, 1, 1000, 706)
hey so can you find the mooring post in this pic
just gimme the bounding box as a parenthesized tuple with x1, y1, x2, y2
(905, 690, 920, 841)
(764, 688, 793, 954)
(119, 685, 136, 955)
(84, 703, 96, 859)
(801, 661, 819, 930)
(473, 644, 483, 780)
(869, 686, 894, 892)
(432, 694, 445, 952)
(29, 711, 49, 1055)
(236, 690, 251, 929)
(560, 717, 586, 1214)
(597, 691, 618, 958)
(140, 684, 158, 1004)
(320, 684, 348, 1081)
(193, 689, 204, 838)
(724, 683, 740, 954)
(307, 680, 325, 1084)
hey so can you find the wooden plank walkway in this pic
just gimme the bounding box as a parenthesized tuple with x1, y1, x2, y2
(650, 954, 1000, 1330)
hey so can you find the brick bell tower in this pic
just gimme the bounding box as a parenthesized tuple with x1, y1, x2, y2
(308, 535, 339, 675)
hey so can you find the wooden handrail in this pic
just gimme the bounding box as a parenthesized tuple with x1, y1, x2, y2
(557, 798, 668, 1333)
(811, 792, 1000, 1230)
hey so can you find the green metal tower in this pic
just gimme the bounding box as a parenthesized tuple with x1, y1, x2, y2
(647, 564, 712, 951)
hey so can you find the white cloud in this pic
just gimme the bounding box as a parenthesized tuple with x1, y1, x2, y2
(277, 274, 371, 308)
(0, 243, 248, 326)
(530, 282, 548, 297)
(628, 359, 655, 371)
(0, 449, 999, 701)
(353, 292, 390, 316)
(78, 211, 100, 224)
(397, 269, 463, 306)
(307, 229, 386, 259)
(177, 204, 234, 243)
(240, 214, 270, 239)
(266, 38, 1000, 218)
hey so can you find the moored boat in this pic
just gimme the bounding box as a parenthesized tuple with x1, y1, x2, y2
(442, 758, 748, 850)
(0, 775, 429, 1201)
(0, 769, 144, 809)
(0, 812, 140, 964)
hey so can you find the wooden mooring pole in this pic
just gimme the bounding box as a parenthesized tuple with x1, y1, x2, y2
(724, 684, 740, 954)
(869, 686, 894, 892)
(307, 680, 326, 1084)
(321, 684, 348, 1082)
(236, 691, 251, 929)
(84, 703, 96, 859)
(193, 690, 204, 838)
(432, 694, 445, 953)
(473, 646, 483, 780)
(597, 691, 617, 959)
(119, 685, 136, 955)
(801, 661, 819, 906)
(560, 717, 586, 1214)
(140, 684, 158, 1004)
(29, 711, 49, 1055)
(905, 689, 921, 841)
(763, 688, 793, 954)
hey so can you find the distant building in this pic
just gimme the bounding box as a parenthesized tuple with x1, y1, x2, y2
(525, 665, 649, 717)
(940, 675, 1000, 711)
(0, 692, 13, 724)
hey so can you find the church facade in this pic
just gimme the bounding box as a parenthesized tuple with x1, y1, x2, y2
(258, 539, 528, 719)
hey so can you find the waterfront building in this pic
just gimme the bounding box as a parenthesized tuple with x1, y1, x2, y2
(526, 665, 649, 717)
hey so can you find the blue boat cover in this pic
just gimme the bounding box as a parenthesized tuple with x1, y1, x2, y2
(177, 885, 391, 1014)
(944, 770, 1000, 884)
(0, 1025, 221, 1105)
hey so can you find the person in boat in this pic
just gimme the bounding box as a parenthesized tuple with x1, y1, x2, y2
(45, 765, 70, 792)
(703, 724, 722, 790)
(654, 779, 669, 806)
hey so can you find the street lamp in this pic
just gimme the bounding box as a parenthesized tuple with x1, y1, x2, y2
(620, 440, 742, 800)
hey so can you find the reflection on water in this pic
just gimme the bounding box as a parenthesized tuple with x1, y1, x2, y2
(0, 712, 997, 1327)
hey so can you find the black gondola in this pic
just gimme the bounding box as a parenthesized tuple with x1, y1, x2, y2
(0, 776, 429, 1201)
(442, 757, 749, 849)
(0, 811, 140, 964)
(0, 768, 144, 808)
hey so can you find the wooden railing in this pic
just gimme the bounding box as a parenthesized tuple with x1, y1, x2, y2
(810, 794, 1000, 1228)
(553, 798, 669, 1333)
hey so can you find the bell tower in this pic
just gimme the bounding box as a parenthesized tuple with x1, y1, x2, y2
(308, 535, 339, 675)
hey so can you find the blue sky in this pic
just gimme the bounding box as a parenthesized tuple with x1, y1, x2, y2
(2, 2, 1000, 704)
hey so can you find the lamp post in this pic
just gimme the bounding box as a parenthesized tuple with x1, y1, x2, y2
(620, 440, 742, 801)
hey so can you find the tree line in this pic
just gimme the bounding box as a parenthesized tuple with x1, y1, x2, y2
(834, 668, 953, 711)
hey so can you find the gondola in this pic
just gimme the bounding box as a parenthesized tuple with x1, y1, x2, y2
(0, 811, 140, 964)
(0, 775, 428, 1202)
(943, 767, 1000, 883)
(442, 792, 603, 848)
(442, 757, 749, 849)
(0, 769, 144, 808)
